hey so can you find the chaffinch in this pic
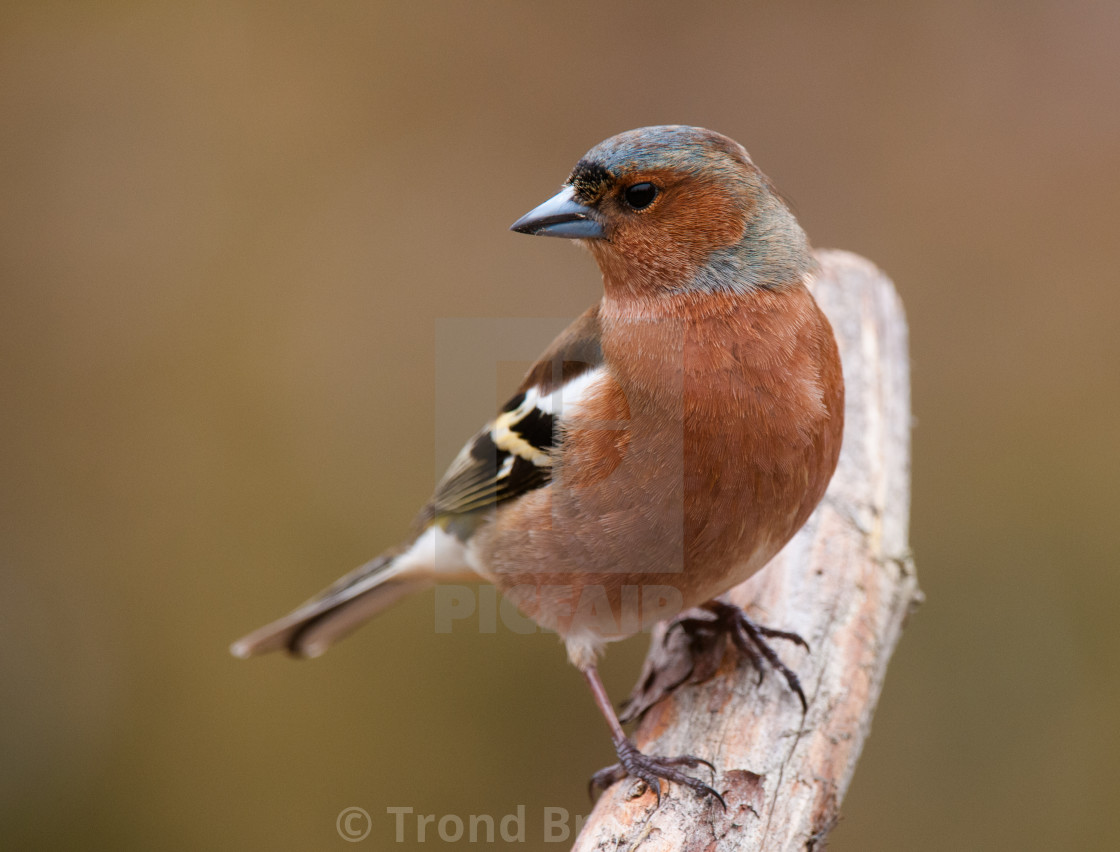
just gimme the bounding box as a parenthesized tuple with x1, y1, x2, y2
(233, 126, 844, 805)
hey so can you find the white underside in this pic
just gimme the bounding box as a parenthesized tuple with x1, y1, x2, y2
(394, 524, 482, 579)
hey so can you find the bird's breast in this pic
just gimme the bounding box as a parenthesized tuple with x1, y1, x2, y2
(593, 283, 842, 572)
(480, 282, 843, 633)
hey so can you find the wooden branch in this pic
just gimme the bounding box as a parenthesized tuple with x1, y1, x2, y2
(572, 249, 920, 852)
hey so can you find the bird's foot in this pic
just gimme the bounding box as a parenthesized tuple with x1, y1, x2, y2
(668, 600, 809, 713)
(589, 737, 724, 808)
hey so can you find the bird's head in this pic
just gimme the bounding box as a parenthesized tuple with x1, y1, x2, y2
(511, 126, 813, 299)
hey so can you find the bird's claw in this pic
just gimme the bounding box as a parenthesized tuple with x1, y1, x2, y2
(671, 600, 810, 714)
(589, 738, 725, 809)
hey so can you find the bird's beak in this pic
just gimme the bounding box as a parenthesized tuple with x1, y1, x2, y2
(509, 186, 605, 239)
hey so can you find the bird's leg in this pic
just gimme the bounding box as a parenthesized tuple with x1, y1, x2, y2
(668, 599, 810, 713)
(582, 664, 725, 808)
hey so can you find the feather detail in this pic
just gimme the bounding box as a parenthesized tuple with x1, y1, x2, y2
(229, 552, 413, 658)
(230, 525, 476, 658)
(424, 306, 606, 528)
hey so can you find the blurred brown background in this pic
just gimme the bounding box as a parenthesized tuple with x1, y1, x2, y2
(2, 2, 1118, 850)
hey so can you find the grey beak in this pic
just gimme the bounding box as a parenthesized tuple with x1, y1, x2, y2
(510, 186, 605, 239)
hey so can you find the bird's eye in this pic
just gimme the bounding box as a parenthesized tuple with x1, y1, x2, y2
(623, 182, 659, 210)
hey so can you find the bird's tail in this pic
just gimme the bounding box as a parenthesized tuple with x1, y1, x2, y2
(230, 551, 433, 659)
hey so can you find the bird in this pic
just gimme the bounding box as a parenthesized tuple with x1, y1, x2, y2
(231, 125, 844, 805)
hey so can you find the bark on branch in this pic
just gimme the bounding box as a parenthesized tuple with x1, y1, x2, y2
(572, 249, 920, 852)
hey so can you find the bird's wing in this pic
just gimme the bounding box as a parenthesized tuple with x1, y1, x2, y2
(230, 304, 606, 658)
(427, 304, 604, 526)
